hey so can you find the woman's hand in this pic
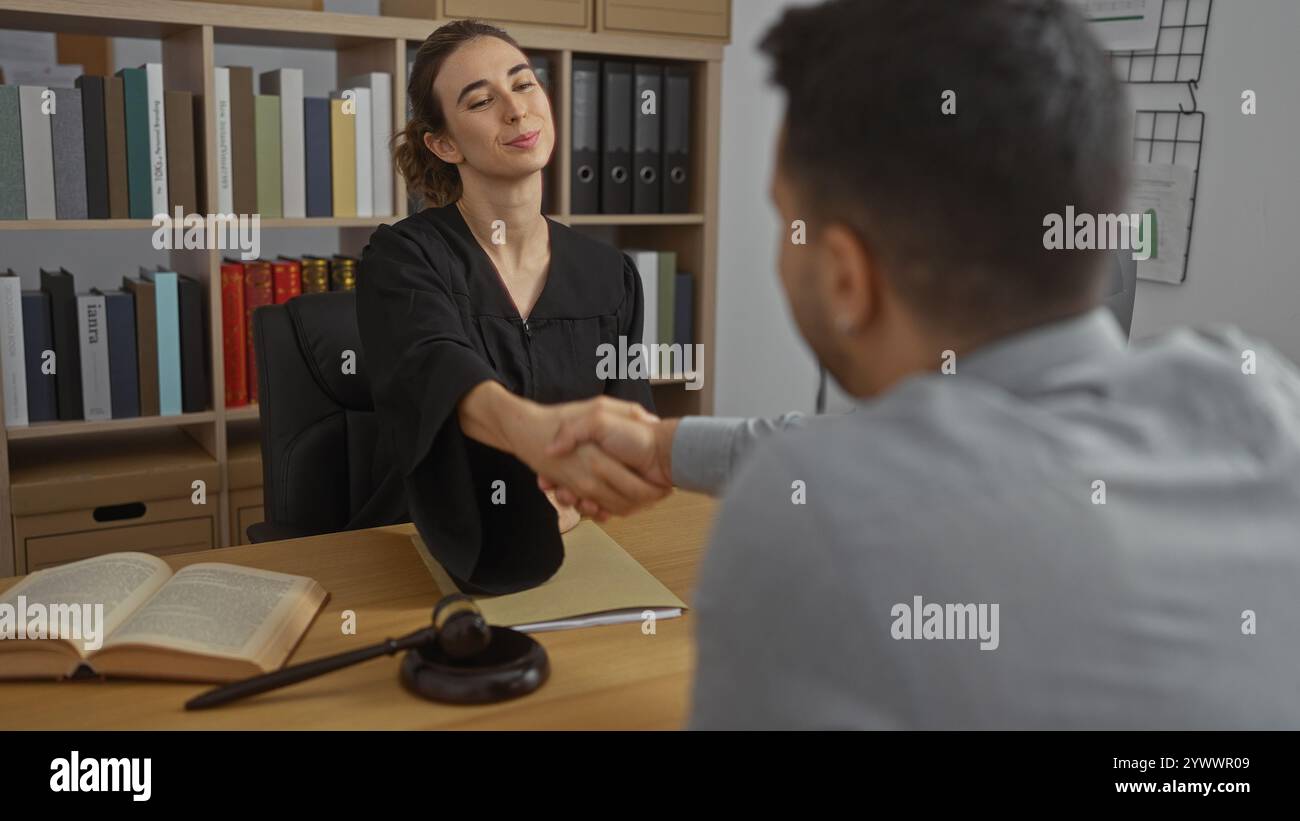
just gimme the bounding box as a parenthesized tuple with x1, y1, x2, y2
(459, 383, 668, 516)
(538, 404, 677, 521)
(507, 396, 670, 517)
(546, 488, 582, 533)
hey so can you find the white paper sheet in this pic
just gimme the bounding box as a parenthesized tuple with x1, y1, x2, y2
(1129, 162, 1193, 284)
(1070, 0, 1164, 51)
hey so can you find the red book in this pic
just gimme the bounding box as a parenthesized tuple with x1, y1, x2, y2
(272, 257, 303, 304)
(243, 260, 274, 402)
(221, 260, 248, 407)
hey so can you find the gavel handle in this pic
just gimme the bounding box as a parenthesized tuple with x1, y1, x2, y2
(185, 635, 418, 710)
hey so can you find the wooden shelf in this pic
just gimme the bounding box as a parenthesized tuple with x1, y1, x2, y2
(562, 213, 705, 226)
(0, 0, 724, 58)
(0, 218, 158, 231)
(225, 405, 260, 422)
(6, 411, 218, 441)
(258, 217, 395, 229)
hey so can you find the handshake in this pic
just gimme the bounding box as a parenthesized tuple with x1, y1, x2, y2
(515, 396, 678, 526)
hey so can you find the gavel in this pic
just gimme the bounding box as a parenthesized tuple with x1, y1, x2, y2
(185, 594, 497, 710)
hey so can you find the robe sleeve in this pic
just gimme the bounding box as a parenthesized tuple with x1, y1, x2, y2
(606, 252, 657, 413)
(357, 222, 564, 594)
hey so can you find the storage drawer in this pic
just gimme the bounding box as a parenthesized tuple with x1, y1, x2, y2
(8, 429, 220, 517)
(230, 487, 266, 546)
(221, 0, 323, 10)
(383, 0, 591, 29)
(599, 0, 730, 40)
(14, 496, 216, 574)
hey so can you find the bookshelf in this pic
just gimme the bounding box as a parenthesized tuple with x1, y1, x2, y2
(0, 0, 724, 576)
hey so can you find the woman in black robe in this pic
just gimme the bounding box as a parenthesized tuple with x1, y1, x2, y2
(352, 20, 667, 594)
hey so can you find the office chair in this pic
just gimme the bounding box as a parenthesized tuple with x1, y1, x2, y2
(248, 291, 389, 543)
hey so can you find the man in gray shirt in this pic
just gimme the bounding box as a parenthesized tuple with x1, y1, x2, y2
(540, 0, 1300, 729)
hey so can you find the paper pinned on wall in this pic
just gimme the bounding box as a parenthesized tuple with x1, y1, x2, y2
(1069, 0, 1164, 51)
(1129, 162, 1193, 284)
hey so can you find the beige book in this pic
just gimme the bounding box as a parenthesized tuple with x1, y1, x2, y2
(0, 552, 328, 682)
(329, 97, 356, 218)
(414, 521, 686, 632)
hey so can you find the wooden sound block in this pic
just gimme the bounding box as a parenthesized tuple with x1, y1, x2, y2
(399, 626, 549, 704)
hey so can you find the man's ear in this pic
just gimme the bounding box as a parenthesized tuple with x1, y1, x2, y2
(423, 130, 463, 165)
(817, 223, 875, 333)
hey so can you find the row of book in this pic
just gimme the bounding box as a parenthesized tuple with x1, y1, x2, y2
(0, 269, 209, 426)
(573, 60, 693, 215)
(215, 67, 393, 219)
(0, 66, 200, 220)
(624, 249, 695, 377)
(0, 63, 395, 222)
(222, 255, 358, 407)
(0, 253, 362, 425)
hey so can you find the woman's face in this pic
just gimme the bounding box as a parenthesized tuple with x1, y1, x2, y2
(425, 36, 555, 182)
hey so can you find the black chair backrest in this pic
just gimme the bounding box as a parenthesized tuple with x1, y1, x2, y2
(252, 291, 384, 536)
(1105, 250, 1138, 340)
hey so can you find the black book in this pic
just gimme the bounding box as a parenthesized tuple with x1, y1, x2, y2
(600, 61, 633, 214)
(76, 76, 111, 219)
(304, 97, 332, 218)
(91, 287, 140, 419)
(21, 291, 57, 423)
(39, 268, 83, 421)
(674, 272, 694, 347)
(177, 274, 210, 413)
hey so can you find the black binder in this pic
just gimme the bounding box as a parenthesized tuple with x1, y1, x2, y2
(178, 274, 210, 413)
(600, 60, 633, 214)
(663, 64, 692, 213)
(571, 58, 601, 215)
(633, 62, 662, 214)
(39, 268, 83, 420)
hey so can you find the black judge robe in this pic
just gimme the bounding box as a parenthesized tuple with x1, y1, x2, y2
(350, 203, 655, 594)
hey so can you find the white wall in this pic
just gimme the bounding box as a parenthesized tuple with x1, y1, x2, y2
(1128, 0, 1300, 355)
(713, 0, 822, 417)
(713, 0, 1300, 417)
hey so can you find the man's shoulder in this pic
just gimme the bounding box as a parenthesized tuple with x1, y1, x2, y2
(715, 401, 951, 524)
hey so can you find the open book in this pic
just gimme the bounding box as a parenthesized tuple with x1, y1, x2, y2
(414, 521, 687, 632)
(0, 552, 328, 682)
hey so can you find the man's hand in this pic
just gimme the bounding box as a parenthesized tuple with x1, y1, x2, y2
(505, 395, 670, 518)
(537, 404, 679, 521)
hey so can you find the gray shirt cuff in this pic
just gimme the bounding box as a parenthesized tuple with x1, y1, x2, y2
(671, 413, 807, 496)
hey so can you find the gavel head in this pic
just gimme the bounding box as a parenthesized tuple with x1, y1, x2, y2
(432, 594, 492, 659)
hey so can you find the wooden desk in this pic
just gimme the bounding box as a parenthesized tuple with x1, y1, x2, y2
(0, 491, 717, 729)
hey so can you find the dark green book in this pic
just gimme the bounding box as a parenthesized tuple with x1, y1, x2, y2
(116, 66, 151, 219)
(0, 86, 25, 220)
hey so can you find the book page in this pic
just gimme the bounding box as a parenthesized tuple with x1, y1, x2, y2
(0, 552, 172, 657)
(102, 563, 317, 661)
